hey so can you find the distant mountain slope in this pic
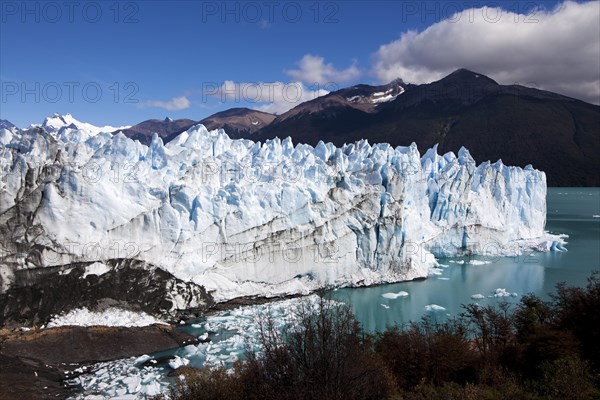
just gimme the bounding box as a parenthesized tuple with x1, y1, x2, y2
(254, 69, 600, 186)
(118, 117, 197, 145)
(199, 108, 275, 138)
(273, 79, 406, 123)
(117, 109, 276, 145)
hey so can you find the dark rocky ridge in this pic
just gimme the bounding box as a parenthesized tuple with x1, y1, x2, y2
(1, 324, 197, 364)
(118, 117, 197, 145)
(0, 353, 71, 399)
(116, 109, 277, 145)
(199, 107, 276, 138)
(0, 258, 214, 328)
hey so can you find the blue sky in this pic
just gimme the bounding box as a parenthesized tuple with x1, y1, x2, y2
(1, 0, 598, 127)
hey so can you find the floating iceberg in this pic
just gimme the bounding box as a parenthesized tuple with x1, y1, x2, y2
(425, 304, 446, 311)
(381, 291, 409, 299)
(491, 288, 518, 298)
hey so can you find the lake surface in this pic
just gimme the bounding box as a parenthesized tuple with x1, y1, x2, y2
(331, 187, 600, 331)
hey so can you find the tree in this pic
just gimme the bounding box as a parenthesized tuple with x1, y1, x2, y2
(246, 295, 392, 400)
(374, 317, 476, 390)
(461, 302, 514, 366)
(551, 272, 600, 369)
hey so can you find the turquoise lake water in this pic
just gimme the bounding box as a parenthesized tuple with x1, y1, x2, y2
(331, 187, 600, 331)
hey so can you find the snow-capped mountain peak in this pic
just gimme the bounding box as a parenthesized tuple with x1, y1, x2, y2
(40, 113, 74, 133)
(35, 113, 131, 135)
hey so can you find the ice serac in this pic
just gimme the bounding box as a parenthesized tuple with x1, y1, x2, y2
(0, 116, 565, 309)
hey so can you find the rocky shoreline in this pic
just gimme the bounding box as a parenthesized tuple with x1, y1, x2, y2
(0, 289, 306, 399)
(0, 253, 306, 399)
(0, 324, 199, 399)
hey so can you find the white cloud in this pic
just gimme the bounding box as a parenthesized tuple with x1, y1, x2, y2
(372, 1, 600, 104)
(286, 54, 360, 85)
(207, 81, 330, 114)
(140, 96, 191, 111)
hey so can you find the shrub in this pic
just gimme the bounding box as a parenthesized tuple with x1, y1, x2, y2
(155, 366, 240, 400)
(374, 317, 476, 390)
(551, 273, 600, 369)
(536, 356, 600, 400)
(461, 302, 514, 366)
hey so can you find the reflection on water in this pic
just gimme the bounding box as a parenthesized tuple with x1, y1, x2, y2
(331, 188, 600, 332)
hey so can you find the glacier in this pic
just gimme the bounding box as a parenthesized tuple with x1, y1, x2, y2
(0, 115, 566, 309)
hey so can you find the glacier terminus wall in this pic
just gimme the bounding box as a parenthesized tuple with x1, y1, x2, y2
(0, 121, 566, 310)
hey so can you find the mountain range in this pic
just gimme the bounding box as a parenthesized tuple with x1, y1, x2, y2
(253, 69, 599, 186)
(3, 69, 598, 186)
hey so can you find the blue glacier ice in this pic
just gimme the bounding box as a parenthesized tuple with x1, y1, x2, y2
(0, 115, 566, 301)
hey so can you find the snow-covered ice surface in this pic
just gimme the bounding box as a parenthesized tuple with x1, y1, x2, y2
(0, 115, 566, 302)
(371, 87, 404, 104)
(47, 307, 167, 328)
(68, 296, 329, 399)
(81, 262, 111, 279)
